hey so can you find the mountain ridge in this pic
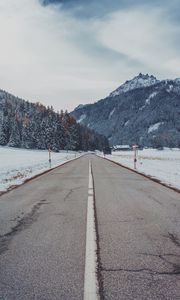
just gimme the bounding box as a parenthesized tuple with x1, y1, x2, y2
(110, 73, 160, 97)
(72, 73, 180, 148)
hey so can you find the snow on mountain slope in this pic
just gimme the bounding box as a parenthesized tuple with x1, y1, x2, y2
(72, 73, 180, 147)
(77, 114, 86, 123)
(109, 108, 116, 119)
(148, 122, 164, 134)
(110, 73, 159, 97)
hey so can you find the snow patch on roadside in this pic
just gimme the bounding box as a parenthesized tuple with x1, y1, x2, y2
(105, 148, 180, 190)
(0, 146, 82, 192)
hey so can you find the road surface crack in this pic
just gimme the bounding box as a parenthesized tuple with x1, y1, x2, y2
(63, 186, 82, 201)
(139, 252, 180, 258)
(102, 251, 180, 276)
(164, 232, 180, 247)
(64, 189, 74, 201)
(0, 199, 47, 255)
(147, 195, 162, 205)
(102, 267, 180, 276)
(138, 252, 180, 275)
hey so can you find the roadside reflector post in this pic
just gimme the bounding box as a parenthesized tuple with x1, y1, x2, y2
(133, 144, 138, 169)
(48, 148, 52, 168)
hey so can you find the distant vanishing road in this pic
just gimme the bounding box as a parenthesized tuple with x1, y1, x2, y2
(0, 155, 180, 300)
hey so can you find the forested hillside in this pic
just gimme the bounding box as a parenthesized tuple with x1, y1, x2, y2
(0, 90, 109, 151)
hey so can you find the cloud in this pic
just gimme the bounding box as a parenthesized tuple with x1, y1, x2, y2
(0, 0, 180, 112)
(0, 0, 126, 110)
(41, 0, 124, 18)
(97, 7, 180, 78)
(0, 0, 139, 111)
(42, 0, 180, 22)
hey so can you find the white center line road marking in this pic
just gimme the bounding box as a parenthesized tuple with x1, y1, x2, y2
(84, 161, 100, 300)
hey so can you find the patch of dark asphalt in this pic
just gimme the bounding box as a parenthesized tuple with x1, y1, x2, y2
(91, 164, 105, 300)
(0, 199, 47, 255)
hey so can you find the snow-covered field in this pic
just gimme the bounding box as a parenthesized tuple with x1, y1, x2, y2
(1, 147, 179, 193)
(0, 146, 82, 193)
(105, 148, 180, 190)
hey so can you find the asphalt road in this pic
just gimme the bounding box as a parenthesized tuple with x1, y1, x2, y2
(92, 156, 180, 300)
(0, 154, 180, 299)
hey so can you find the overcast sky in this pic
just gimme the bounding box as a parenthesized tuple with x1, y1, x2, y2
(0, 0, 180, 111)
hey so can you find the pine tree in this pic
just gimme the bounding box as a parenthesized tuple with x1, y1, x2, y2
(0, 89, 109, 151)
(8, 119, 21, 147)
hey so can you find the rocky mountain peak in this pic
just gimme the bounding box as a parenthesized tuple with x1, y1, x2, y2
(110, 73, 159, 97)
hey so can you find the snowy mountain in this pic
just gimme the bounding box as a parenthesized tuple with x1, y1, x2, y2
(110, 73, 159, 97)
(0, 89, 109, 151)
(72, 73, 180, 148)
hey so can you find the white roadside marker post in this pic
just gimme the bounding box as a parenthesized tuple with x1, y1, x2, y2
(133, 144, 138, 169)
(48, 148, 52, 168)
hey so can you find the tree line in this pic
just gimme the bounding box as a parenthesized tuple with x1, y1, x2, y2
(0, 90, 109, 151)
